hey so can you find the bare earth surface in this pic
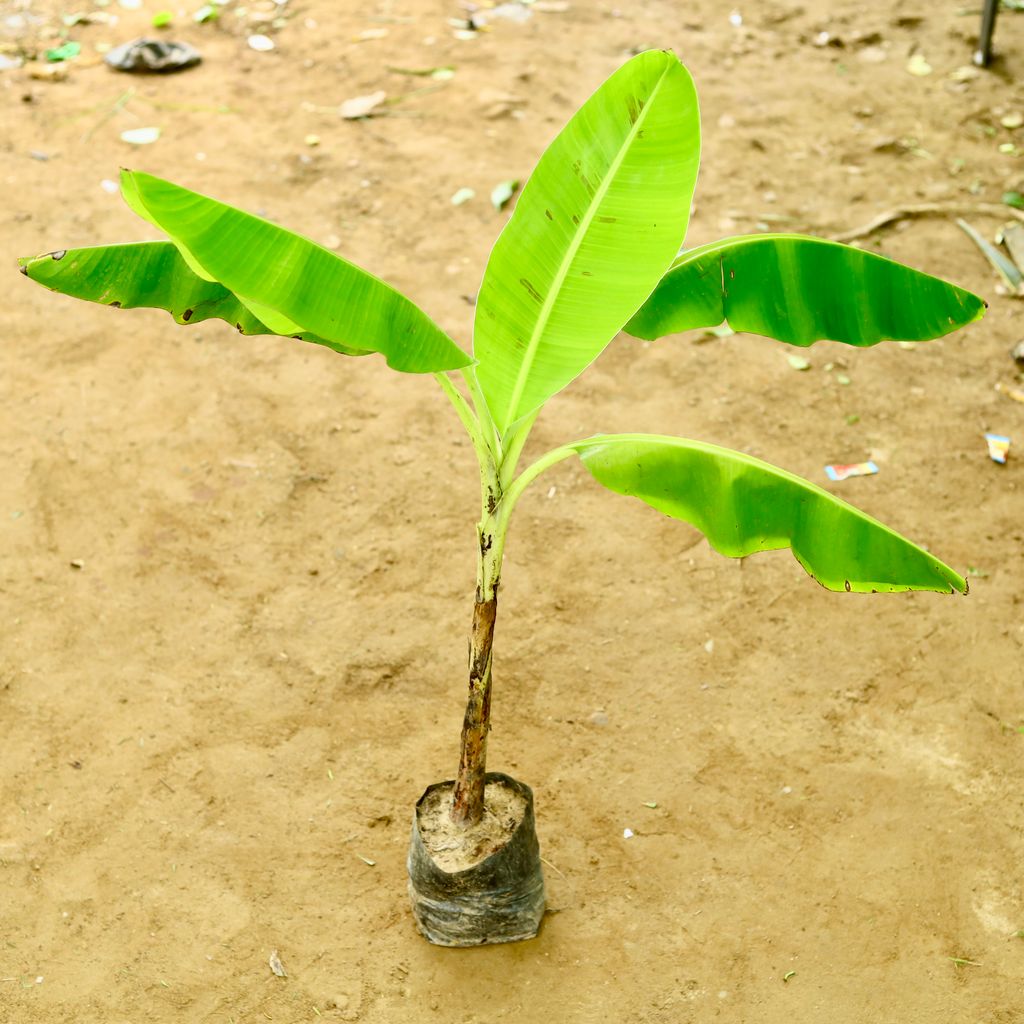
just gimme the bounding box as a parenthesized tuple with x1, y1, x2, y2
(2, 0, 1023, 1021)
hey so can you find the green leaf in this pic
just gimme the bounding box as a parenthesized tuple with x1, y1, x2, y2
(46, 41, 81, 62)
(474, 50, 701, 434)
(117, 170, 470, 373)
(17, 241, 368, 356)
(626, 234, 986, 346)
(570, 434, 966, 594)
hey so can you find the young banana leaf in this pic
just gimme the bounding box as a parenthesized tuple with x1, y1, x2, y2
(18, 240, 369, 356)
(21, 170, 470, 373)
(570, 434, 966, 594)
(473, 48, 701, 434)
(626, 234, 986, 345)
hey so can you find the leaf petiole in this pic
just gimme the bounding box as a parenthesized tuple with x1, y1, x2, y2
(434, 371, 499, 525)
(490, 443, 577, 569)
(498, 408, 541, 491)
(462, 364, 502, 463)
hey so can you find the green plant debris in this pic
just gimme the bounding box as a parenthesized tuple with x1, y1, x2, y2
(948, 956, 982, 967)
(389, 65, 455, 80)
(787, 354, 811, 371)
(1004, 191, 1024, 210)
(783, 970, 796, 982)
(152, 10, 172, 27)
(642, 800, 658, 809)
(46, 41, 81, 62)
(146, 99, 233, 115)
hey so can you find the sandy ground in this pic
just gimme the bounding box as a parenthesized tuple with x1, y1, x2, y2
(2, 0, 1023, 1021)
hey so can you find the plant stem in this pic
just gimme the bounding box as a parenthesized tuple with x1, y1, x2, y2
(498, 408, 540, 491)
(451, 501, 504, 825)
(434, 372, 498, 522)
(449, 442, 579, 825)
(463, 365, 502, 463)
(435, 370, 505, 826)
(491, 444, 575, 569)
(450, 587, 497, 825)
(434, 377, 575, 827)
(434, 371, 489, 463)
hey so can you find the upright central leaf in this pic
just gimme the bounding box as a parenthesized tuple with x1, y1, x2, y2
(473, 50, 700, 435)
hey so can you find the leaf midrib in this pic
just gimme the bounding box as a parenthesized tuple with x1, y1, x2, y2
(499, 62, 673, 432)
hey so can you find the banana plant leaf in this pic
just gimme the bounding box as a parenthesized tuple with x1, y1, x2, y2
(18, 241, 368, 356)
(570, 434, 966, 594)
(117, 170, 470, 372)
(474, 49, 701, 434)
(625, 234, 986, 346)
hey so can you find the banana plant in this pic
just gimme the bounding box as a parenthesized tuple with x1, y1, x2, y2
(20, 50, 982, 903)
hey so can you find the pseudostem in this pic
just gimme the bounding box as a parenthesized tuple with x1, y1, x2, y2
(451, 590, 498, 826)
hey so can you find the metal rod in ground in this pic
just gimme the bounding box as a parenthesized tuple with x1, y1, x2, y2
(975, 0, 999, 67)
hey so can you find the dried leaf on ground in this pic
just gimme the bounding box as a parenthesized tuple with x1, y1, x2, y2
(340, 90, 387, 120)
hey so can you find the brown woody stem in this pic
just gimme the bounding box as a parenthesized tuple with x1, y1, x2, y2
(450, 589, 498, 826)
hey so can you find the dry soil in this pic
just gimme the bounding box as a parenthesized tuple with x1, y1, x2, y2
(1, 0, 1023, 1022)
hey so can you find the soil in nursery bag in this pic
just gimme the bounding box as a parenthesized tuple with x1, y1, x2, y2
(407, 772, 546, 946)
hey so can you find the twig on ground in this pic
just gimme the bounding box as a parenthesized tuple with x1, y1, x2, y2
(832, 203, 1024, 242)
(540, 856, 566, 879)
